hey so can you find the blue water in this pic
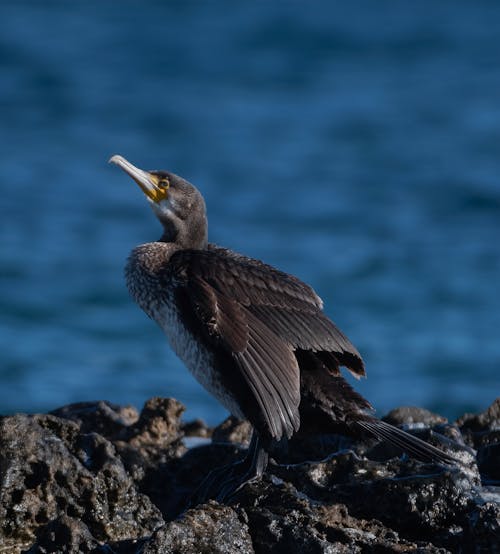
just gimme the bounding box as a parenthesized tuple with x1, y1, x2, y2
(1, 1, 499, 425)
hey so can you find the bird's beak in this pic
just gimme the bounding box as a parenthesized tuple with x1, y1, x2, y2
(109, 155, 168, 203)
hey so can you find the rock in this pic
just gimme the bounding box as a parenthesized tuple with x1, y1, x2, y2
(457, 398, 500, 484)
(478, 442, 500, 482)
(383, 405, 448, 427)
(50, 401, 140, 439)
(457, 398, 500, 435)
(212, 416, 252, 445)
(240, 478, 447, 553)
(142, 502, 254, 554)
(181, 418, 211, 439)
(24, 516, 99, 554)
(0, 397, 499, 553)
(0, 411, 163, 554)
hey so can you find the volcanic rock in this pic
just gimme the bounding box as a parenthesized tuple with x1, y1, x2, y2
(0, 397, 498, 553)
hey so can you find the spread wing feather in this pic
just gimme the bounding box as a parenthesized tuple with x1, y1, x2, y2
(170, 246, 364, 377)
(167, 246, 363, 440)
(174, 246, 324, 310)
(248, 305, 364, 376)
(235, 309, 300, 438)
(171, 263, 301, 440)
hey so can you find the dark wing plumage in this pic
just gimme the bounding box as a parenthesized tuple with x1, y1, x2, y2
(186, 245, 364, 377)
(166, 246, 364, 441)
(181, 272, 300, 439)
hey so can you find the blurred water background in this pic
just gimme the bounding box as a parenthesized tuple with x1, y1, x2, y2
(1, 1, 499, 425)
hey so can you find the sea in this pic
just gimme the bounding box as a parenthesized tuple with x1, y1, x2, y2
(1, 1, 499, 426)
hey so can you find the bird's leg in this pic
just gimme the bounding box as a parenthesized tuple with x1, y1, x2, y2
(188, 431, 268, 507)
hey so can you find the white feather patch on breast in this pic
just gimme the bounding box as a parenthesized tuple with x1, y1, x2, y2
(153, 298, 244, 420)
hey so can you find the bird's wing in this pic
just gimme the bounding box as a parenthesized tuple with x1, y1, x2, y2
(171, 247, 365, 378)
(169, 253, 301, 441)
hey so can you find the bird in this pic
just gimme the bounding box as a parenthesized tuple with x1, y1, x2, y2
(109, 154, 454, 502)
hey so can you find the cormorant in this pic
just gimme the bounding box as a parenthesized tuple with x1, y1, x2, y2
(110, 154, 454, 502)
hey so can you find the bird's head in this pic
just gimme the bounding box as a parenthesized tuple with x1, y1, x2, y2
(109, 155, 208, 250)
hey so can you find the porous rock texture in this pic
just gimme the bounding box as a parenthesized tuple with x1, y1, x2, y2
(0, 396, 499, 553)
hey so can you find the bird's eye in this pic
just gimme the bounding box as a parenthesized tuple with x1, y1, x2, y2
(158, 178, 170, 189)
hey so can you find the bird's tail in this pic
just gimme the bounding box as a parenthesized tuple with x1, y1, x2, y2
(297, 351, 457, 465)
(354, 417, 456, 465)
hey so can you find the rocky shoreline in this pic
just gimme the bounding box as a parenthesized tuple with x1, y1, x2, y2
(0, 397, 498, 553)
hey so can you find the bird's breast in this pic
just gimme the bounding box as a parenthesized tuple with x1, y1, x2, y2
(125, 247, 243, 418)
(154, 298, 244, 420)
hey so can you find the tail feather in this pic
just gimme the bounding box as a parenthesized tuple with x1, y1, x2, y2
(355, 419, 456, 465)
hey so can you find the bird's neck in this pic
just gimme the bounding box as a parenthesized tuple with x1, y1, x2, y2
(159, 214, 208, 250)
(159, 229, 208, 251)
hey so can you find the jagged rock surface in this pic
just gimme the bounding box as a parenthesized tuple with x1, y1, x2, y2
(0, 397, 499, 553)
